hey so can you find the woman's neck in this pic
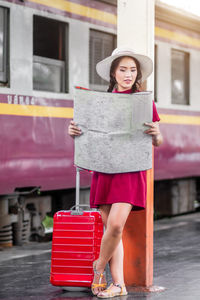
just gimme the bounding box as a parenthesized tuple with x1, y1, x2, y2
(113, 87, 132, 93)
(116, 87, 132, 92)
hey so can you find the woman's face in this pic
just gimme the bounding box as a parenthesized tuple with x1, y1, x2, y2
(114, 57, 137, 92)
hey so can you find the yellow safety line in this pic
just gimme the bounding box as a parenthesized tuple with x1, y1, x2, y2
(155, 26, 200, 48)
(1, 104, 200, 125)
(159, 114, 200, 125)
(0, 103, 73, 118)
(29, 0, 117, 25)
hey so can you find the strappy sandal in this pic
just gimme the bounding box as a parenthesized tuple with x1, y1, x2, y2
(97, 283, 128, 298)
(91, 260, 107, 295)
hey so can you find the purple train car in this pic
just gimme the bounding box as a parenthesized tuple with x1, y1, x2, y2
(0, 0, 200, 246)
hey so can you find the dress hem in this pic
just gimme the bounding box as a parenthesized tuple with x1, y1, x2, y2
(90, 202, 145, 211)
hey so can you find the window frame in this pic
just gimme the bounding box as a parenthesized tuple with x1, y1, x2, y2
(32, 15, 68, 93)
(171, 48, 190, 105)
(89, 29, 117, 91)
(0, 6, 9, 84)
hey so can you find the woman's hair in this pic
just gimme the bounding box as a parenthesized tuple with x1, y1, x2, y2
(107, 56, 142, 93)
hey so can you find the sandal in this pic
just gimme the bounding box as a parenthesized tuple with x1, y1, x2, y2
(91, 260, 107, 295)
(97, 283, 128, 298)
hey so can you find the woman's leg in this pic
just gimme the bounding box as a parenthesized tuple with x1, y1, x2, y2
(100, 206, 125, 285)
(96, 203, 131, 297)
(97, 239, 126, 298)
(99, 205, 125, 284)
(100, 204, 111, 227)
(96, 202, 132, 273)
(109, 239, 124, 284)
(92, 203, 132, 295)
(92, 205, 111, 295)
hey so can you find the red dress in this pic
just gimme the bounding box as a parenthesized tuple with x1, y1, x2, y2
(90, 89, 160, 211)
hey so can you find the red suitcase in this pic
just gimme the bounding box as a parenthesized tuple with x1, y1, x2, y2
(50, 168, 103, 288)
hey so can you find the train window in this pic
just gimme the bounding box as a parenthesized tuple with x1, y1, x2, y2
(0, 7, 9, 85)
(33, 16, 68, 93)
(89, 29, 116, 91)
(171, 49, 189, 105)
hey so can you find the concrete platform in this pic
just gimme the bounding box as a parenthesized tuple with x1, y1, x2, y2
(0, 212, 200, 300)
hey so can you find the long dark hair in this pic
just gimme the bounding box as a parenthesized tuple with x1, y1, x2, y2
(107, 56, 142, 93)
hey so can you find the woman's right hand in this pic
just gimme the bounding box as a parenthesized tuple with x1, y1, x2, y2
(68, 120, 82, 138)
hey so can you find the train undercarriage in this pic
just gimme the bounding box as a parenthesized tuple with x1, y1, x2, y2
(0, 178, 199, 247)
(0, 188, 90, 247)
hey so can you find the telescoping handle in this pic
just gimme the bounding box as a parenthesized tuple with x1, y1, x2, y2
(75, 167, 81, 207)
(70, 167, 97, 215)
(71, 167, 96, 215)
(70, 167, 89, 215)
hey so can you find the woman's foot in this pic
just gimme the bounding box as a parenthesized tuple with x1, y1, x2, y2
(91, 260, 107, 295)
(97, 283, 128, 298)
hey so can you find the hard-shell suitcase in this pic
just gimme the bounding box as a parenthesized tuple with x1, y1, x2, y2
(50, 168, 103, 287)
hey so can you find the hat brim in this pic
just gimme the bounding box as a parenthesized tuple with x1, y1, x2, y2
(96, 51, 153, 82)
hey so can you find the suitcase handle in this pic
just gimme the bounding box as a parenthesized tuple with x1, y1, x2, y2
(70, 204, 96, 215)
(70, 204, 88, 215)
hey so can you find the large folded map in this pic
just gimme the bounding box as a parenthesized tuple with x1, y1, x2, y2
(74, 89, 152, 174)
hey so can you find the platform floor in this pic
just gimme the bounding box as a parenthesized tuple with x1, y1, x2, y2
(0, 211, 200, 300)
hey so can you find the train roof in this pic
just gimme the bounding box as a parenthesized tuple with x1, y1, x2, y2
(156, 0, 200, 33)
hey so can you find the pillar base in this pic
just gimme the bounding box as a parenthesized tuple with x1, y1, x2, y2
(128, 285, 166, 293)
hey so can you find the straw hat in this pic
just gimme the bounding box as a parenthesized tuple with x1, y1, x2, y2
(96, 46, 153, 82)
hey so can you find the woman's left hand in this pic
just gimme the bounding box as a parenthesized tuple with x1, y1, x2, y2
(144, 122, 163, 146)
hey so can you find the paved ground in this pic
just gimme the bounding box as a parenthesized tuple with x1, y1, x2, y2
(0, 212, 200, 300)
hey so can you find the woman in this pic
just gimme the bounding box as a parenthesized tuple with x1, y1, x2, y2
(68, 47, 163, 298)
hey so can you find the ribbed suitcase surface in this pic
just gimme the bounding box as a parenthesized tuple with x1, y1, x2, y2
(50, 210, 103, 287)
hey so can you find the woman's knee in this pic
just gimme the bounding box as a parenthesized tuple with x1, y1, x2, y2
(107, 222, 123, 237)
(100, 205, 111, 227)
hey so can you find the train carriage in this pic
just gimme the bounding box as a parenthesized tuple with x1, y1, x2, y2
(0, 0, 200, 246)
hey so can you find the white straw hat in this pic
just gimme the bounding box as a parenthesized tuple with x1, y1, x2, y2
(96, 46, 153, 82)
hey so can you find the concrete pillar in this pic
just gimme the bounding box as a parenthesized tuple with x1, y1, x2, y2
(122, 154, 154, 288)
(118, 0, 156, 289)
(117, 0, 155, 91)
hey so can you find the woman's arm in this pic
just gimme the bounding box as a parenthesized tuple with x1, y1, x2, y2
(144, 122, 163, 147)
(68, 120, 82, 138)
